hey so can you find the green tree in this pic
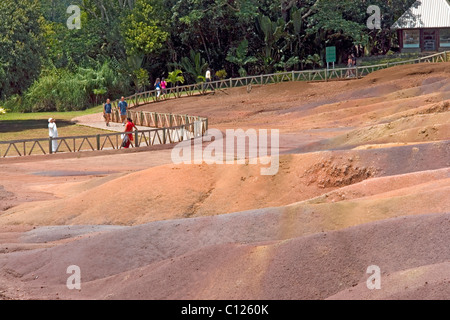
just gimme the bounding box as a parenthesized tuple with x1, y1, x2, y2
(121, 0, 168, 57)
(0, 0, 44, 99)
(178, 50, 208, 83)
(226, 39, 257, 77)
(255, 15, 287, 73)
(40, 0, 82, 23)
(166, 69, 185, 87)
(302, 54, 323, 70)
(23, 60, 128, 112)
(132, 68, 150, 92)
(169, 0, 259, 71)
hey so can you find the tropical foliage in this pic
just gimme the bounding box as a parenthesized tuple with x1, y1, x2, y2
(166, 70, 185, 86)
(0, 0, 417, 112)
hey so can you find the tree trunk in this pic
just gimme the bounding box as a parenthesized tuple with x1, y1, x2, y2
(198, 26, 212, 66)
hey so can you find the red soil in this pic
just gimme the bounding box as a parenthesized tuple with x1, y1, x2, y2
(0, 62, 449, 300)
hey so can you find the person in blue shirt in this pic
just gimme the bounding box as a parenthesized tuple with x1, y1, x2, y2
(103, 98, 112, 126)
(154, 78, 161, 100)
(118, 96, 128, 125)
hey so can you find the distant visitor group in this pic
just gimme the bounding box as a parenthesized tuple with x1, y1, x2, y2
(47, 68, 214, 152)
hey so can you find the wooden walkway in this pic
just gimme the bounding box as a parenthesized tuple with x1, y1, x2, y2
(1, 51, 448, 158)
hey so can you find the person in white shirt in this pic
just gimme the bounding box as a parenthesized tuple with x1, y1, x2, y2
(48, 118, 58, 153)
(204, 68, 214, 93)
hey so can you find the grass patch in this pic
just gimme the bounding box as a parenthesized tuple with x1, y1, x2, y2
(0, 105, 103, 121)
(0, 106, 110, 142)
(358, 53, 422, 67)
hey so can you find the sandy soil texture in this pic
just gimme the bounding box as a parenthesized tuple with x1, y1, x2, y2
(0, 62, 449, 300)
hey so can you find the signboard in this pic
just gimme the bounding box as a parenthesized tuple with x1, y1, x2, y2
(326, 46, 336, 63)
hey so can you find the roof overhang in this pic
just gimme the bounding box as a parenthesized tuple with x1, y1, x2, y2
(391, 0, 450, 30)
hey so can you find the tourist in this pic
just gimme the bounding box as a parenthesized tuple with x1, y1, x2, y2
(118, 96, 128, 126)
(122, 117, 138, 149)
(161, 77, 167, 99)
(104, 98, 112, 126)
(154, 78, 161, 100)
(204, 68, 214, 93)
(48, 118, 58, 153)
(205, 68, 211, 82)
(345, 54, 354, 78)
(351, 53, 357, 77)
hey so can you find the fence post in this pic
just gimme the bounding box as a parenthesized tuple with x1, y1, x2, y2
(162, 129, 166, 144)
(49, 137, 53, 154)
(96, 134, 101, 150)
(135, 130, 139, 147)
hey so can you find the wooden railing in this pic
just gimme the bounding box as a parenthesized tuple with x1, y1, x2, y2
(0, 116, 207, 158)
(110, 109, 206, 129)
(1, 51, 448, 158)
(111, 51, 449, 110)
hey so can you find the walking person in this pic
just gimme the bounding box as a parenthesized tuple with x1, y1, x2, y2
(351, 53, 357, 78)
(161, 77, 167, 99)
(118, 96, 128, 126)
(48, 118, 58, 153)
(104, 98, 112, 126)
(203, 68, 214, 91)
(154, 78, 161, 100)
(204, 68, 211, 92)
(345, 54, 353, 78)
(121, 117, 138, 149)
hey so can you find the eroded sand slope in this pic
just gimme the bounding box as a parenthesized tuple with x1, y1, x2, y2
(0, 63, 449, 299)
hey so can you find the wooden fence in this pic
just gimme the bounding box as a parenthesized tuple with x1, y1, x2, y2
(0, 117, 207, 158)
(111, 51, 449, 110)
(110, 109, 206, 129)
(1, 50, 448, 158)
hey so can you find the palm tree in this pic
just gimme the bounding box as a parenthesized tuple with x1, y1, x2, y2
(226, 39, 257, 77)
(166, 69, 185, 87)
(255, 15, 287, 73)
(178, 50, 208, 83)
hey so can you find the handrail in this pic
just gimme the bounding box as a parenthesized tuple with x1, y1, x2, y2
(111, 51, 449, 110)
(1, 50, 448, 158)
(0, 114, 208, 158)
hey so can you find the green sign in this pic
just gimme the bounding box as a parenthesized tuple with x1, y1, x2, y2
(326, 46, 336, 63)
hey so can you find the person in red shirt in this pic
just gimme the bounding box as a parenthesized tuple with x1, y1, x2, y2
(122, 118, 137, 148)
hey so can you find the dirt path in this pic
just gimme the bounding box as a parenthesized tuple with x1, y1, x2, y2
(72, 113, 151, 132)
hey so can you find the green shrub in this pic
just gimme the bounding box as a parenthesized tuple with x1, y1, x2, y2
(274, 71, 292, 83)
(1, 95, 23, 112)
(215, 69, 227, 80)
(20, 60, 131, 112)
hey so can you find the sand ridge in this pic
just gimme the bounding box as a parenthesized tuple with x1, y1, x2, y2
(0, 62, 449, 299)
